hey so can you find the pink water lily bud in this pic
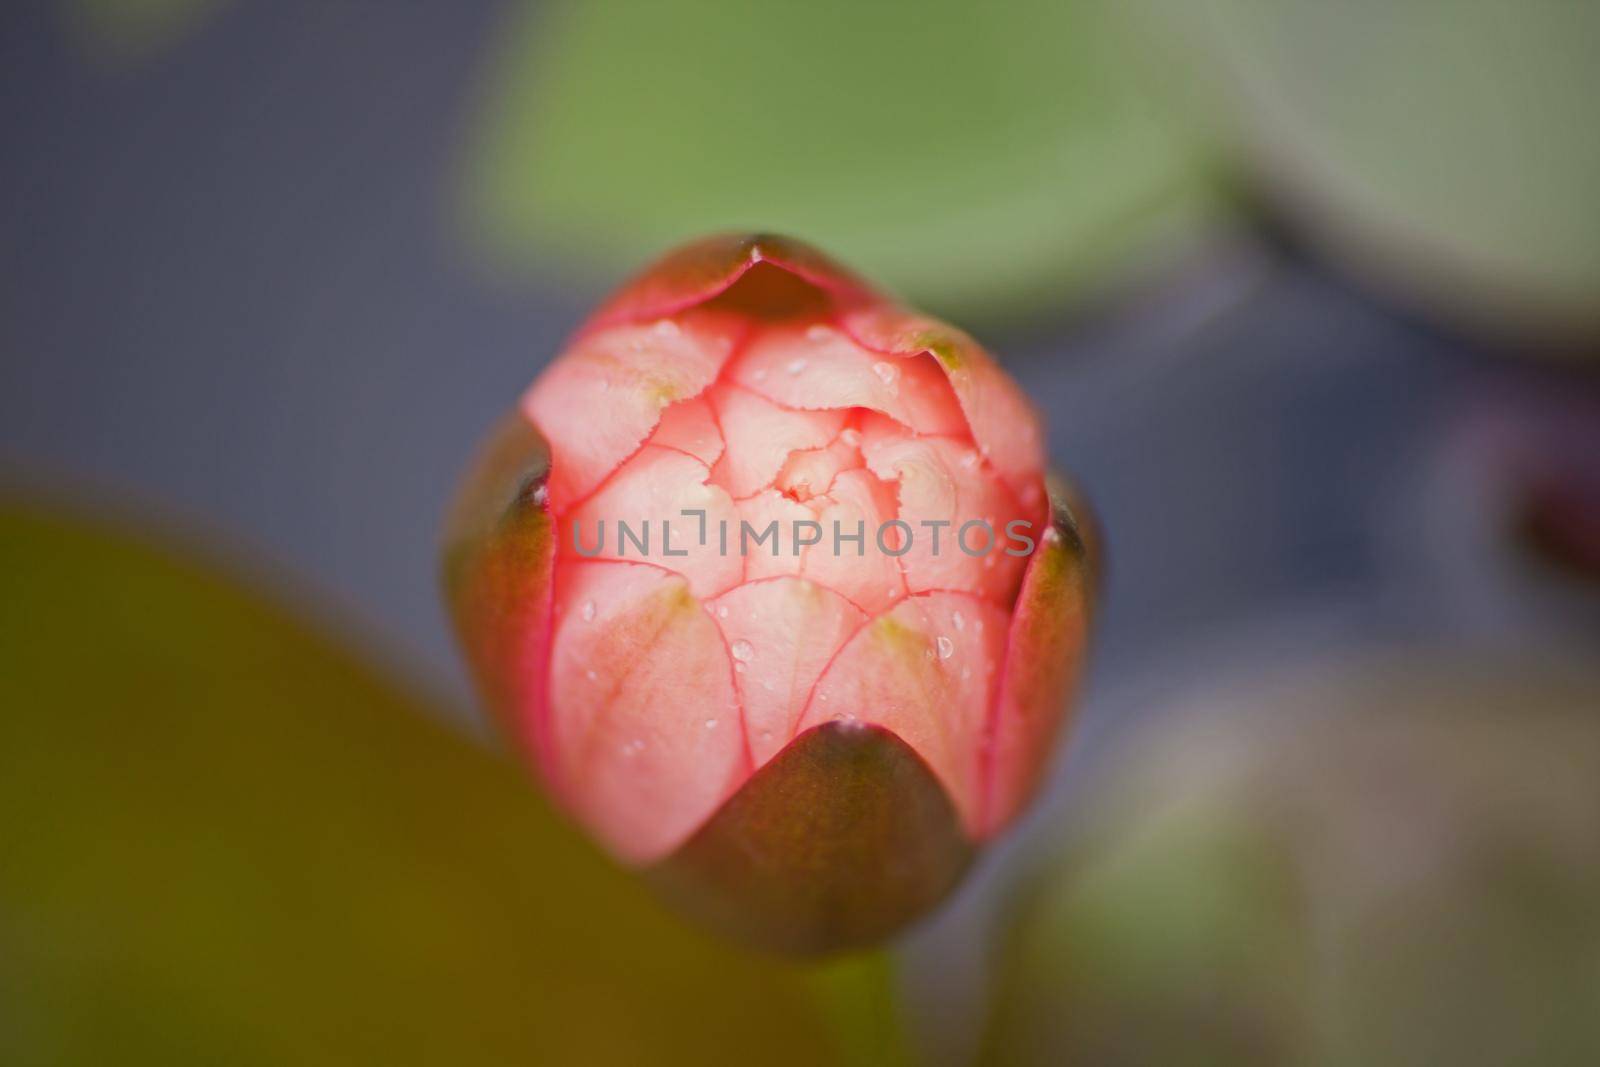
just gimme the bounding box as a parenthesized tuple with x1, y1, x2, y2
(444, 234, 1095, 953)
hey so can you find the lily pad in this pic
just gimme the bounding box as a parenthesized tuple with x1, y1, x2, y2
(0, 502, 839, 1065)
(61, 0, 224, 62)
(465, 0, 1218, 323)
(1150, 0, 1600, 343)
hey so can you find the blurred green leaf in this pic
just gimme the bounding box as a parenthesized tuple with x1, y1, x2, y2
(1149, 0, 1600, 341)
(0, 502, 844, 1065)
(63, 0, 223, 62)
(466, 0, 1219, 323)
(979, 659, 1600, 1066)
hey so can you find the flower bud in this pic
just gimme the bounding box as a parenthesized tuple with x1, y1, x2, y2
(444, 234, 1094, 952)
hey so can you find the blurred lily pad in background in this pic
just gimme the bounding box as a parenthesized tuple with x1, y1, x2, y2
(1144, 0, 1600, 345)
(0, 503, 841, 1065)
(61, 0, 223, 61)
(980, 655, 1600, 1066)
(465, 0, 1220, 324)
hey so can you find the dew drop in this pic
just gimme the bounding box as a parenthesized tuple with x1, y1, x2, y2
(752, 368, 768, 382)
(786, 357, 808, 376)
(581, 600, 596, 622)
(961, 450, 981, 471)
(839, 427, 861, 448)
(731, 639, 754, 662)
(871, 361, 899, 389)
(961, 666, 971, 681)
(805, 324, 832, 343)
(652, 318, 680, 338)
(585, 669, 598, 682)
(937, 635, 954, 660)
(704, 718, 718, 730)
(952, 610, 965, 632)
(716, 604, 729, 619)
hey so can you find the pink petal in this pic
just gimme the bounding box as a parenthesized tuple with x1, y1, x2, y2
(706, 383, 847, 498)
(583, 233, 879, 333)
(861, 425, 1031, 603)
(547, 561, 745, 863)
(708, 578, 867, 766)
(649, 395, 724, 467)
(735, 490, 812, 584)
(729, 321, 967, 437)
(524, 312, 740, 508)
(803, 468, 907, 616)
(799, 593, 1010, 836)
(984, 522, 1093, 836)
(841, 306, 1045, 496)
(774, 434, 862, 501)
(562, 445, 742, 599)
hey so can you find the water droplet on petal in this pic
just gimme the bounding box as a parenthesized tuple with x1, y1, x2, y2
(652, 318, 680, 338)
(585, 669, 597, 681)
(805, 324, 832, 343)
(731, 639, 754, 662)
(937, 635, 954, 659)
(716, 604, 729, 619)
(704, 718, 718, 729)
(752, 367, 768, 382)
(581, 600, 596, 622)
(961, 450, 981, 471)
(952, 610, 965, 631)
(839, 427, 861, 448)
(786, 358, 807, 376)
(872, 361, 899, 390)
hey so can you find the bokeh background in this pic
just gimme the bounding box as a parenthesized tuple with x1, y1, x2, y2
(2, 2, 1597, 1064)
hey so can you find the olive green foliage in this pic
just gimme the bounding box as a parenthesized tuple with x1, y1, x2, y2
(0, 504, 842, 1065)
